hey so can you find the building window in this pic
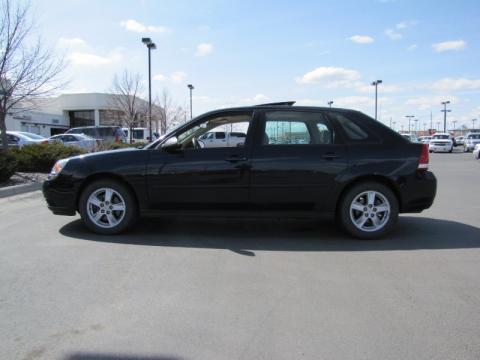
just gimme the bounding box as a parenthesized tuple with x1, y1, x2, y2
(99, 110, 124, 126)
(69, 110, 94, 128)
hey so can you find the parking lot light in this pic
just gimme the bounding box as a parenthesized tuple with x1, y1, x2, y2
(371, 80, 382, 121)
(441, 101, 451, 133)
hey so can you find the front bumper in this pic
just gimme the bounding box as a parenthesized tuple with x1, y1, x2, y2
(429, 144, 451, 152)
(42, 178, 78, 216)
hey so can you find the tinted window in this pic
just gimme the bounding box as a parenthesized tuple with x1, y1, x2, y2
(467, 134, 480, 139)
(330, 113, 369, 140)
(215, 132, 226, 139)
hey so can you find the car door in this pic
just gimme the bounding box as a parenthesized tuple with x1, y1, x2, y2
(146, 111, 255, 210)
(250, 110, 348, 212)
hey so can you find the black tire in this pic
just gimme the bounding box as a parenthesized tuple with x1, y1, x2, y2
(79, 179, 138, 235)
(337, 182, 399, 240)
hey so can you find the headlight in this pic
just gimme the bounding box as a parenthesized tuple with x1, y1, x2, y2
(49, 158, 69, 179)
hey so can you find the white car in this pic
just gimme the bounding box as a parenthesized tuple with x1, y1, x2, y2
(0, 131, 47, 148)
(122, 127, 157, 143)
(418, 136, 432, 144)
(429, 133, 453, 153)
(197, 131, 247, 148)
(473, 144, 480, 159)
(48, 133, 97, 152)
(463, 133, 480, 152)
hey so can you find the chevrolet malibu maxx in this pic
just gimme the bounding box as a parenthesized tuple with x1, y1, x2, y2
(43, 103, 437, 239)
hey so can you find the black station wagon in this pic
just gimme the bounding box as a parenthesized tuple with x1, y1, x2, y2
(43, 102, 436, 239)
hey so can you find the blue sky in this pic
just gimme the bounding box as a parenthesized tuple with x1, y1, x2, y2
(31, 0, 480, 130)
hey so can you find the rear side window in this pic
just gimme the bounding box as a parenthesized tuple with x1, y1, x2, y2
(330, 113, 368, 140)
(262, 111, 334, 145)
(215, 132, 226, 139)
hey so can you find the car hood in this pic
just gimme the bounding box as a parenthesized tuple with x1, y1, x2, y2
(68, 147, 139, 161)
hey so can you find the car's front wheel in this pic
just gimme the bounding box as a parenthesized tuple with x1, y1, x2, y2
(79, 179, 138, 234)
(337, 182, 399, 239)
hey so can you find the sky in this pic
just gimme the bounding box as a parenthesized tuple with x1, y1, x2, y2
(28, 0, 480, 131)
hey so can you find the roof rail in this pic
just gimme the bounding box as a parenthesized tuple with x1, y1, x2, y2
(257, 101, 296, 107)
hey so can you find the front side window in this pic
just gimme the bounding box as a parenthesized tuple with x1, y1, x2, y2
(262, 111, 333, 145)
(176, 113, 251, 149)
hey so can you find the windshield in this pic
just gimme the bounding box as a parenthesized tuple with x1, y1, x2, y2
(433, 135, 449, 139)
(467, 134, 480, 139)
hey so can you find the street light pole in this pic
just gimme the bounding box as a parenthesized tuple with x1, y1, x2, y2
(392, 121, 396, 131)
(142, 37, 156, 142)
(371, 80, 382, 121)
(187, 84, 194, 120)
(414, 118, 418, 136)
(327, 100, 333, 108)
(452, 120, 457, 134)
(473, 118, 477, 130)
(437, 121, 440, 131)
(405, 115, 414, 133)
(441, 101, 451, 133)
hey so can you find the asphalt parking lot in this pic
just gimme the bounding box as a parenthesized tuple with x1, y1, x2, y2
(1, 152, 479, 360)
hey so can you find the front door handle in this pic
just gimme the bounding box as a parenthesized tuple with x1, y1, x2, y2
(225, 155, 247, 163)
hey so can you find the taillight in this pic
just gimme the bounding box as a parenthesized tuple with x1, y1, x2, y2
(417, 144, 429, 170)
(115, 134, 120, 143)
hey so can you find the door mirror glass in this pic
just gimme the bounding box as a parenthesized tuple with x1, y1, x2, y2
(162, 137, 181, 152)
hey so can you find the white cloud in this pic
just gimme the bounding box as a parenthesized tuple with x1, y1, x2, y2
(295, 66, 361, 87)
(153, 73, 166, 81)
(348, 35, 374, 44)
(396, 20, 416, 29)
(432, 40, 466, 52)
(406, 95, 459, 110)
(170, 71, 187, 83)
(57, 37, 86, 47)
(428, 78, 480, 91)
(120, 19, 170, 34)
(385, 28, 402, 40)
(407, 44, 418, 51)
(68, 51, 122, 66)
(195, 43, 213, 57)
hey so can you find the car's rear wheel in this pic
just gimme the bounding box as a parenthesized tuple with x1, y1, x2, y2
(79, 179, 138, 234)
(338, 182, 399, 239)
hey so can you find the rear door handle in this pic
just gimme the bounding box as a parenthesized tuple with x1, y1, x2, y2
(225, 155, 247, 163)
(322, 152, 340, 160)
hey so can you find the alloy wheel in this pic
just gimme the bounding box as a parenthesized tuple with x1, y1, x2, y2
(349, 191, 391, 232)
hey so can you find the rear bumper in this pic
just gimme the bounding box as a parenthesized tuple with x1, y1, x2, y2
(42, 179, 78, 216)
(399, 171, 437, 213)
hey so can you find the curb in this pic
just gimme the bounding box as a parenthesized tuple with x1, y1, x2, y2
(0, 182, 43, 198)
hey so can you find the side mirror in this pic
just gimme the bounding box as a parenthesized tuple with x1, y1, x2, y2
(161, 136, 181, 153)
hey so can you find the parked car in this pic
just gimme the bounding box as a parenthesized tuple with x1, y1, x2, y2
(429, 133, 453, 153)
(463, 133, 480, 152)
(473, 144, 480, 160)
(197, 131, 247, 148)
(122, 127, 157, 143)
(66, 126, 127, 144)
(0, 131, 47, 148)
(418, 136, 432, 144)
(455, 136, 465, 146)
(400, 133, 419, 143)
(43, 103, 437, 239)
(48, 133, 97, 152)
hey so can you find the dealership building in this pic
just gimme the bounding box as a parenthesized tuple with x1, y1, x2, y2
(5, 93, 151, 137)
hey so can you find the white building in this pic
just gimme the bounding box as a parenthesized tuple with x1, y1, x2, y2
(5, 93, 154, 138)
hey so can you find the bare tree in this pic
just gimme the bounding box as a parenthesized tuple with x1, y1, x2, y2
(0, 0, 65, 152)
(154, 89, 187, 135)
(109, 70, 147, 143)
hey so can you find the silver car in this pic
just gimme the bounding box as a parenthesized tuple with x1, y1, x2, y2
(463, 133, 480, 152)
(48, 133, 97, 152)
